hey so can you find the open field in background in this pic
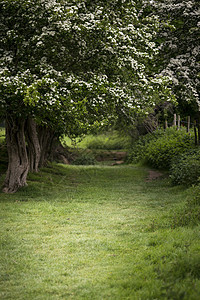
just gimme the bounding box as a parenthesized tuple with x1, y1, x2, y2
(0, 127, 5, 143)
(0, 164, 200, 299)
(61, 131, 132, 150)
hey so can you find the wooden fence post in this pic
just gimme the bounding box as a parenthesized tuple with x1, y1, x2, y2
(198, 112, 200, 145)
(177, 115, 180, 130)
(187, 116, 190, 133)
(173, 114, 177, 127)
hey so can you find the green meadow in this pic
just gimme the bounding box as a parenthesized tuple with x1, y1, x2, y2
(0, 164, 199, 299)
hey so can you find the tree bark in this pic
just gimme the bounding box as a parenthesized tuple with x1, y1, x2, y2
(26, 118, 41, 172)
(3, 116, 29, 193)
(197, 112, 200, 146)
(187, 116, 190, 133)
(177, 115, 180, 130)
(173, 114, 176, 127)
(38, 126, 56, 168)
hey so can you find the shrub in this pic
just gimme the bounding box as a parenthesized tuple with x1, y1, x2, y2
(72, 151, 97, 165)
(170, 149, 200, 186)
(128, 127, 195, 169)
(145, 131, 194, 169)
(127, 128, 164, 163)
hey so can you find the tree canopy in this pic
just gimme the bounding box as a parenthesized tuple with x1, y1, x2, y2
(0, 0, 169, 128)
(152, 0, 200, 116)
(0, 0, 177, 192)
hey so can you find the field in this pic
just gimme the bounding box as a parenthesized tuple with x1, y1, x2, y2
(0, 163, 200, 299)
(61, 131, 132, 150)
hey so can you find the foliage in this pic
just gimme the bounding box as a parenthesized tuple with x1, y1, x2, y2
(71, 151, 97, 165)
(145, 130, 194, 169)
(128, 127, 195, 169)
(127, 127, 165, 163)
(0, 0, 171, 134)
(152, 0, 200, 115)
(170, 149, 200, 186)
(0, 0, 176, 193)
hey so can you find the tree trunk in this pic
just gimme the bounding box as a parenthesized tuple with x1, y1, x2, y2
(173, 114, 176, 127)
(197, 112, 200, 146)
(38, 126, 56, 168)
(187, 116, 190, 133)
(3, 116, 29, 193)
(177, 115, 180, 130)
(26, 118, 41, 172)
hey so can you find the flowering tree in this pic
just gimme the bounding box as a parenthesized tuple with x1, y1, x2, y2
(152, 0, 200, 116)
(0, 0, 167, 193)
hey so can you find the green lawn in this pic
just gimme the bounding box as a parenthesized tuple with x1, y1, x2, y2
(0, 164, 200, 299)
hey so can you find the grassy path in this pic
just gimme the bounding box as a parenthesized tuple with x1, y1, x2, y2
(0, 164, 200, 299)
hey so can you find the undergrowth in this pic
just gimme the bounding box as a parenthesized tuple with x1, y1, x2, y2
(128, 127, 195, 169)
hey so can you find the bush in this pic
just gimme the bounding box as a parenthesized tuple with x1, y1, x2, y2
(127, 128, 164, 163)
(170, 149, 200, 186)
(72, 151, 97, 165)
(128, 127, 195, 169)
(145, 131, 194, 169)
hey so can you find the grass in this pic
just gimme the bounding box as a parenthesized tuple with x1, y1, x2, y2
(0, 164, 200, 299)
(0, 127, 5, 143)
(62, 131, 132, 150)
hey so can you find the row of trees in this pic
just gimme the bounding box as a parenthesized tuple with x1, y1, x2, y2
(0, 0, 199, 193)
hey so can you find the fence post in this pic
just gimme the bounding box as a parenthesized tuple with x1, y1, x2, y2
(165, 119, 168, 129)
(177, 115, 180, 130)
(187, 116, 190, 133)
(198, 112, 200, 145)
(173, 114, 177, 127)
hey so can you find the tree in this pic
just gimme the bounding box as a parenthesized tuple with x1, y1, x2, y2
(151, 0, 200, 117)
(0, 0, 167, 193)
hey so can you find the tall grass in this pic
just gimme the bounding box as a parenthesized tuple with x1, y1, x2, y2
(62, 131, 132, 150)
(0, 163, 199, 299)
